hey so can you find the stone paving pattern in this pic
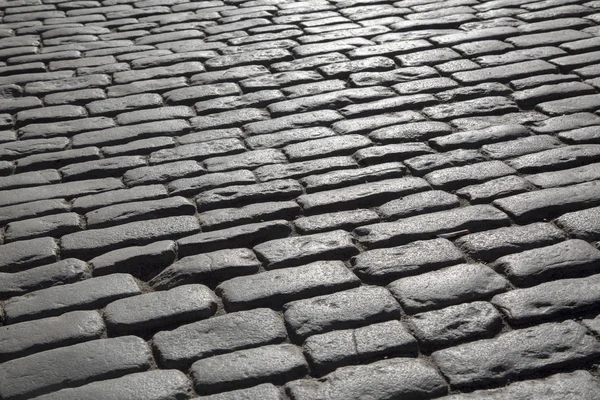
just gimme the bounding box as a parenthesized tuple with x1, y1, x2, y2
(0, 0, 600, 398)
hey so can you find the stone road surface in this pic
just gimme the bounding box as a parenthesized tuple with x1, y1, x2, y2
(0, 0, 600, 398)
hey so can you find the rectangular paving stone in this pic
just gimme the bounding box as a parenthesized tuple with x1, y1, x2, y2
(4, 273, 141, 323)
(525, 163, 600, 189)
(85, 197, 195, 229)
(254, 156, 356, 182)
(0, 178, 123, 208)
(284, 134, 372, 161)
(18, 117, 116, 140)
(190, 108, 269, 131)
(198, 201, 300, 232)
(72, 120, 190, 148)
(0, 237, 59, 273)
(204, 148, 287, 172)
(355, 205, 510, 249)
(493, 180, 600, 222)
(430, 124, 529, 150)
(438, 370, 600, 400)
(31, 370, 193, 400)
(149, 247, 260, 291)
(481, 135, 563, 161)
(492, 274, 600, 324)
(61, 216, 199, 259)
(408, 301, 502, 349)
(294, 209, 380, 234)
(190, 344, 308, 395)
(246, 127, 336, 150)
(153, 308, 287, 369)
(352, 238, 464, 283)
(104, 284, 217, 334)
(297, 177, 429, 213)
(432, 321, 600, 388)
(506, 144, 600, 173)
(388, 264, 509, 314)
(72, 184, 168, 212)
(284, 286, 401, 340)
(253, 230, 358, 269)
(303, 320, 418, 374)
(149, 139, 245, 165)
(0, 336, 152, 400)
(177, 220, 292, 257)
(377, 190, 460, 219)
(492, 239, 600, 286)
(556, 205, 600, 241)
(0, 310, 104, 362)
(0, 258, 89, 298)
(17, 147, 101, 172)
(536, 94, 600, 115)
(423, 96, 518, 120)
(217, 260, 360, 311)
(0, 199, 71, 225)
(424, 161, 516, 190)
(196, 179, 302, 212)
(455, 222, 566, 262)
(268, 86, 395, 117)
(243, 110, 343, 136)
(89, 240, 176, 279)
(5, 212, 83, 242)
(451, 60, 557, 84)
(286, 358, 447, 400)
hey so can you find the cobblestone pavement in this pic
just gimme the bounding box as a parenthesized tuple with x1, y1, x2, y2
(1, 0, 600, 398)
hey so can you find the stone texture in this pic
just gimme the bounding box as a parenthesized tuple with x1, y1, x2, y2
(153, 308, 287, 370)
(409, 301, 503, 349)
(438, 370, 600, 400)
(388, 264, 509, 313)
(253, 230, 358, 269)
(303, 320, 418, 373)
(0, 310, 104, 362)
(492, 239, 600, 286)
(4, 273, 141, 323)
(217, 261, 360, 311)
(287, 358, 448, 400)
(284, 286, 401, 340)
(352, 238, 464, 282)
(190, 344, 308, 395)
(31, 370, 194, 400)
(0, 336, 152, 400)
(104, 284, 218, 334)
(432, 321, 600, 388)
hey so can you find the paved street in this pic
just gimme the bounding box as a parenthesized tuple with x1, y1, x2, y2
(0, 0, 600, 398)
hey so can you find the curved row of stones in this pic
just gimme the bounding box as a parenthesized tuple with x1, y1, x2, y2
(0, 0, 600, 398)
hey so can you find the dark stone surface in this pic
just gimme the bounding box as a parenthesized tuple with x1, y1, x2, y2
(284, 286, 401, 340)
(2, 0, 600, 397)
(287, 358, 448, 400)
(438, 370, 600, 400)
(0, 336, 152, 400)
(388, 264, 509, 314)
(104, 284, 218, 334)
(303, 320, 418, 374)
(190, 344, 308, 395)
(408, 301, 503, 349)
(0, 310, 104, 362)
(492, 239, 600, 286)
(432, 321, 600, 388)
(32, 370, 194, 400)
(217, 260, 360, 311)
(4, 273, 141, 323)
(153, 308, 287, 370)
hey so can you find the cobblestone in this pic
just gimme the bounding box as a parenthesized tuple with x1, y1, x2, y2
(2, 0, 600, 397)
(432, 321, 600, 388)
